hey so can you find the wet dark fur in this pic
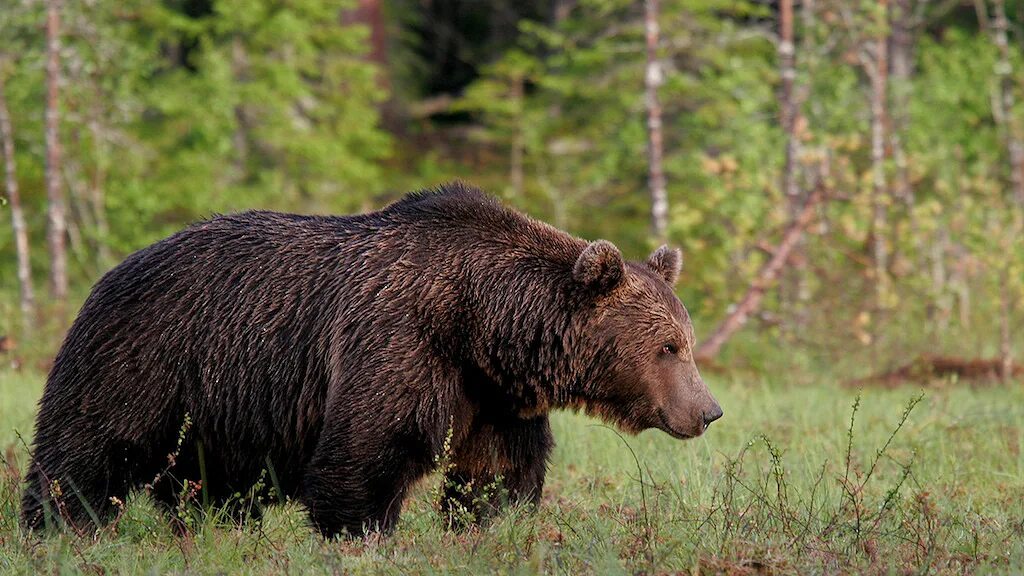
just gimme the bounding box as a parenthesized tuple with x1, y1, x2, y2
(22, 183, 690, 537)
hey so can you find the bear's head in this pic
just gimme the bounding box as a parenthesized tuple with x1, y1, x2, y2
(572, 240, 723, 439)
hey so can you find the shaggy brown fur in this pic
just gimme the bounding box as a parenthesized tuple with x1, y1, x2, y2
(22, 183, 722, 537)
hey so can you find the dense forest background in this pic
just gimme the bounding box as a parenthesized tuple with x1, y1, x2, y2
(1, 0, 1023, 378)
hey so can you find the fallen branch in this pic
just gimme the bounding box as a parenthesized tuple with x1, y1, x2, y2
(846, 355, 1023, 388)
(695, 186, 825, 362)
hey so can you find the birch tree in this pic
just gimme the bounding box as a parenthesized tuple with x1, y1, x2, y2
(868, 0, 891, 307)
(989, 0, 1024, 205)
(980, 0, 1023, 379)
(45, 0, 68, 305)
(0, 61, 35, 328)
(644, 0, 668, 242)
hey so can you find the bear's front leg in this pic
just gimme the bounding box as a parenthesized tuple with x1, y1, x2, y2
(300, 427, 419, 538)
(440, 415, 552, 528)
(301, 459, 409, 538)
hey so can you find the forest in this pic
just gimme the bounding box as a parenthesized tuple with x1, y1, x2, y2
(1, 0, 1023, 574)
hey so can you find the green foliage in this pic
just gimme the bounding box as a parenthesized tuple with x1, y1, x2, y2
(0, 0, 1022, 371)
(451, 0, 1023, 363)
(454, 0, 783, 315)
(137, 0, 390, 225)
(0, 0, 391, 281)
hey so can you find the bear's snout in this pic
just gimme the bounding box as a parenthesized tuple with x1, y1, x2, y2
(652, 358, 723, 438)
(703, 401, 724, 430)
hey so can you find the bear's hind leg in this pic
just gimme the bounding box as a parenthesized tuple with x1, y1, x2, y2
(21, 439, 130, 533)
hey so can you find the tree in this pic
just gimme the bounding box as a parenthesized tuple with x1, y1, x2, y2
(835, 0, 894, 310)
(868, 0, 891, 308)
(886, 0, 931, 271)
(888, 0, 915, 220)
(138, 0, 390, 221)
(0, 60, 35, 329)
(777, 0, 810, 324)
(987, 0, 1024, 205)
(45, 0, 68, 305)
(696, 184, 826, 361)
(779, 0, 800, 211)
(979, 0, 1023, 378)
(644, 0, 668, 242)
(452, 50, 535, 200)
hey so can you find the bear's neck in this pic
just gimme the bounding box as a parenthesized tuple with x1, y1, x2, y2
(457, 232, 597, 417)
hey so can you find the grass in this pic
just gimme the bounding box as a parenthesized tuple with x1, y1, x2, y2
(0, 368, 1022, 574)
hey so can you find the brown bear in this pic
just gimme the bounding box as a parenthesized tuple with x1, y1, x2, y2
(21, 182, 722, 537)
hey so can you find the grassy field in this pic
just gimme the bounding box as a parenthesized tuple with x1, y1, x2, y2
(1, 368, 1022, 575)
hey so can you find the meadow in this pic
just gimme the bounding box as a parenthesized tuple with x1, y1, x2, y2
(1, 367, 1021, 574)
(4, 0, 1024, 573)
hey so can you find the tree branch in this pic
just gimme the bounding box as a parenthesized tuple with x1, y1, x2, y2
(695, 185, 826, 362)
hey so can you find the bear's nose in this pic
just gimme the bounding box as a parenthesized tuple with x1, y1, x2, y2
(703, 404, 724, 429)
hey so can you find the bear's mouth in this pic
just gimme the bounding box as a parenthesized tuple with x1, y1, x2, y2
(657, 410, 696, 440)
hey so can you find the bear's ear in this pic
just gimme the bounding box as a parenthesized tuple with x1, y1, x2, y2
(574, 240, 625, 293)
(646, 245, 682, 286)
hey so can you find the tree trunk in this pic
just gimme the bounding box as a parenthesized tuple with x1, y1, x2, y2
(985, 1, 1023, 379)
(644, 0, 668, 242)
(869, 0, 890, 307)
(354, 0, 388, 70)
(779, 0, 800, 209)
(45, 0, 68, 305)
(695, 186, 824, 361)
(991, 0, 1024, 205)
(889, 0, 916, 251)
(0, 69, 36, 329)
(778, 0, 809, 326)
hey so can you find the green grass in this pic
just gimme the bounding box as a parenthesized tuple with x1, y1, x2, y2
(1, 369, 1022, 574)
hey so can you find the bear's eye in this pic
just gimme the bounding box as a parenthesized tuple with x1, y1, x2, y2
(661, 343, 679, 355)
